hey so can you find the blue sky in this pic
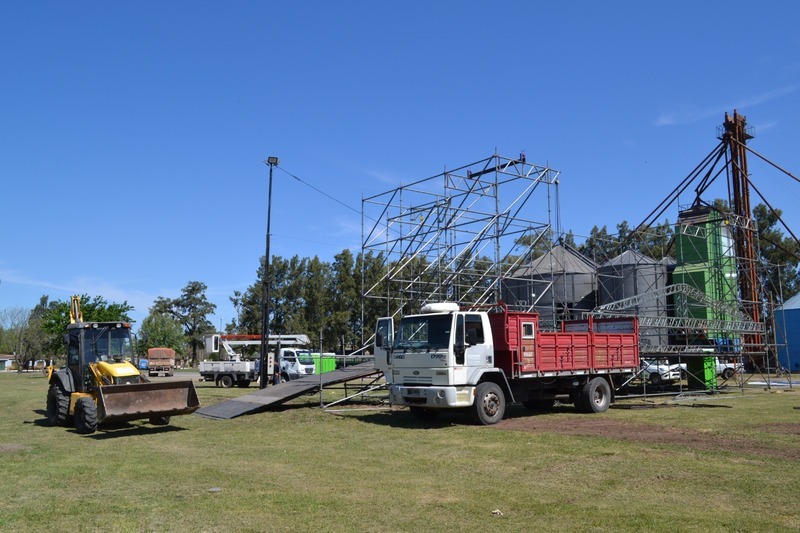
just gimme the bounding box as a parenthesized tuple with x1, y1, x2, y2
(2, 1, 800, 330)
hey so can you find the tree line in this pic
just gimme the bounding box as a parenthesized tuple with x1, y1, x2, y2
(3, 202, 798, 368)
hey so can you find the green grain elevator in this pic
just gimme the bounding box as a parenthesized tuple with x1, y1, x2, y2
(673, 205, 740, 389)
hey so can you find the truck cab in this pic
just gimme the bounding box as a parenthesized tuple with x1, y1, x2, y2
(381, 303, 496, 413)
(279, 348, 316, 380)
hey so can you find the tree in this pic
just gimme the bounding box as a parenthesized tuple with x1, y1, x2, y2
(753, 204, 800, 301)
(327, 249, 358, 352)
(150, 296, 175, 317)
(138, 313, 185, 356)
(359, 250, 388, 347)
(22, 296, 51, 363)
(40, 294, 134, 356)
(0, 307, 31, 370)
(578, 225, 615, 262)
(172, 281, 216, 366)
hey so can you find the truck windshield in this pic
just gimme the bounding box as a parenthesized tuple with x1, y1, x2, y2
(84, 327, 134, 363)
(395, 314, 452, 351)
(297, 351, 315, 365)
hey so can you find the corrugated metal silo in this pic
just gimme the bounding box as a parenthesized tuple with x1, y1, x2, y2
(504, 244, 597, 329)
(598, 250, 670, 347)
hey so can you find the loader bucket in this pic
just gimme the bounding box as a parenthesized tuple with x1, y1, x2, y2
(97, 380, 200, 424)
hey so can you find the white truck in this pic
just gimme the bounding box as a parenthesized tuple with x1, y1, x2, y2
(198, 357, 261, 388)
(277, 348, 316, 381)
(641, 359, 684, 385)
(374, 302, 639, 425)
(201, 333, 312, 387)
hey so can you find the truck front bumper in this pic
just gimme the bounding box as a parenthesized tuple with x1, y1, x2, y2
(389, 384, 475, 408)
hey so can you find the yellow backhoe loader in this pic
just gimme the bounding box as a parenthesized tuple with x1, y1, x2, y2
(46, 296, 199, 434)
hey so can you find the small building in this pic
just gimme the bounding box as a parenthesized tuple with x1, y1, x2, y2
(0, 355, 17, 371)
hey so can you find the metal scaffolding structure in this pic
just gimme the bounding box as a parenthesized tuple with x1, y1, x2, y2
(361, 153, 561, 321)
(360, 112, 797, 384)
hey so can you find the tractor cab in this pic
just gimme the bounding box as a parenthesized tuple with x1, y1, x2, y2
(65, 321, 138, 392)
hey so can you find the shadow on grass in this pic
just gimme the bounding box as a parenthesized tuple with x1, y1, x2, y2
(86, 424, 188, 439)
(347, 410, 464, 429)
(27, 409, 188, 438)
(338, 402, 625, 428)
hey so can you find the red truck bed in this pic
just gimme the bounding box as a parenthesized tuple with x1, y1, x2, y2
(488, 311, 639, 378)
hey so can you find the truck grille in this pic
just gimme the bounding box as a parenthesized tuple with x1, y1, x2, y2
(403, 376, 432, 385)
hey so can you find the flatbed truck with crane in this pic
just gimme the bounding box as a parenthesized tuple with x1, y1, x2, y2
(374, 302, 639, 424)
(200, 334, 313, 387)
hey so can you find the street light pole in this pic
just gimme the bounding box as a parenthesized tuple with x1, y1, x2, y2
(260, 156, 279, 388)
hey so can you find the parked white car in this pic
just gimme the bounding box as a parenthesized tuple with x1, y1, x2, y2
(642, 359, 683, 385)
(716, 357, 743, 380)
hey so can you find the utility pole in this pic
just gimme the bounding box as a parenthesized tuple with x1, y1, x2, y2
(260, 156, 279, 388)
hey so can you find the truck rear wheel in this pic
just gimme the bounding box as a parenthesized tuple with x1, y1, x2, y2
(236, 379, 251, 388)
(218, 375, 234, 388)
(580, 377, 611, 414)
(74, 397, 98, 435)
(46, 384, 70, 427)
(722, 368, 734, 380)
(472, 382, 505, 425)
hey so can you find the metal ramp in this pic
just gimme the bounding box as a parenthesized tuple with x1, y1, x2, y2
(194, 363, 383, 420)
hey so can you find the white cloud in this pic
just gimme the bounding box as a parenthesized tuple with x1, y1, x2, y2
(654, 85, 800, 127)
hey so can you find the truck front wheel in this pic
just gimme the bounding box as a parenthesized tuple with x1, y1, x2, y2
(472, 382, 505, 425)
(580, 377, 611, 414)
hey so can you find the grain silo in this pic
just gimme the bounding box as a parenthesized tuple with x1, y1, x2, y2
(598, 250, 670, 347)
(504, 243, 597, 329)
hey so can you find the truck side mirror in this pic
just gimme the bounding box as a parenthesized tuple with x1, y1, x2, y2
(376, 331, 385, 349)
(466, 328, 478, 346)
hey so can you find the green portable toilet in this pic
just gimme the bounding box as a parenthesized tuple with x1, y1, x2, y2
(686, 356, 717, 390)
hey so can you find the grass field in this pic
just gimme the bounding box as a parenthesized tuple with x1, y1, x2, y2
(1, 372, 798, 532)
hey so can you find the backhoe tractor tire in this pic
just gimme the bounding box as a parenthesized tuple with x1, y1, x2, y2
(46, 384, 70, 427)
(236, 379, 251, 388)
(722, 368, 735, 380)
(74, 397, 98, 435)
(472, 382, 506, 425)
(149, 416, 171, 426)
(580, 377, 612, 414)
(409, 406, 439, 421)
(218, 375, 234, 388)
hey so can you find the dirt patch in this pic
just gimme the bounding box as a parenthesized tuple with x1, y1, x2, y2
(496, 416, 800, 461)
(760, 422, 800, 436)
(0, 443, 32, 453)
